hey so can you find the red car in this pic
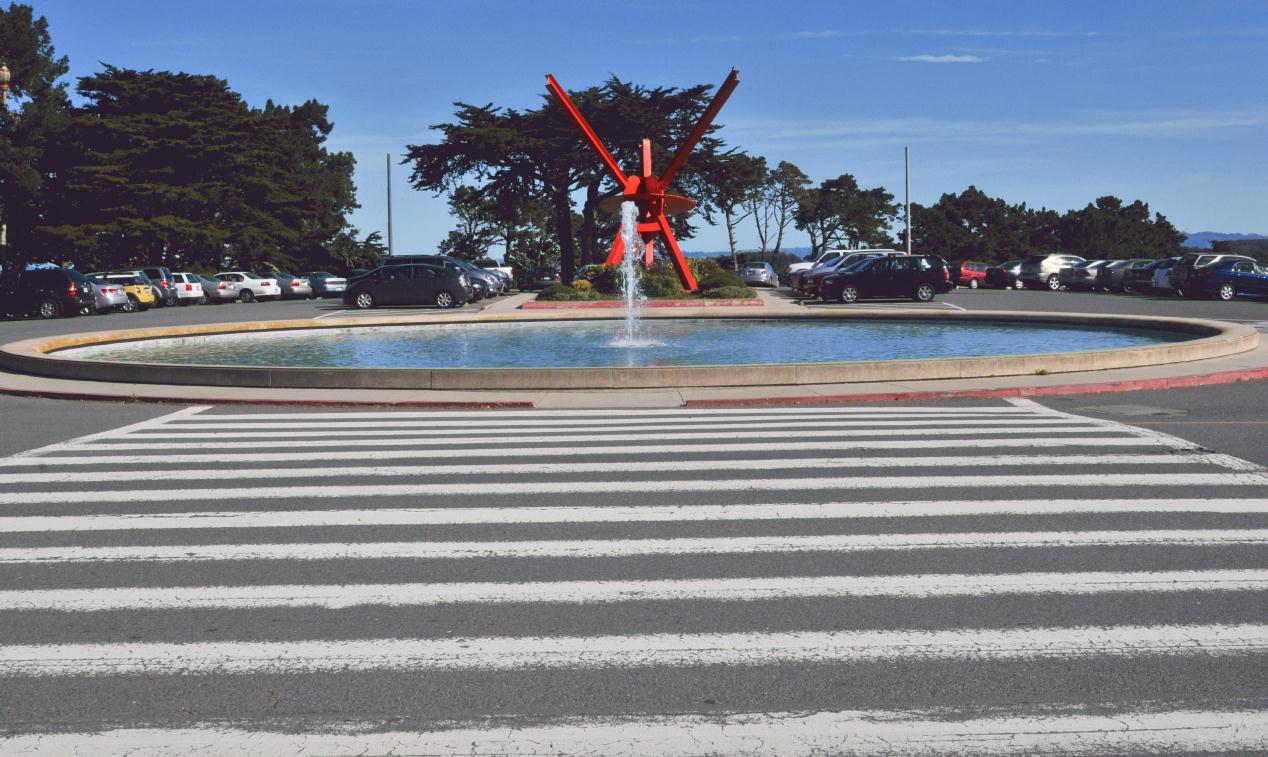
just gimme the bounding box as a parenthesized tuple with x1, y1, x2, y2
(957, 261, 988, 289)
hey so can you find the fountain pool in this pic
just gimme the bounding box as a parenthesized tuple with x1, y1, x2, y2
(62, 317, 1194, 370)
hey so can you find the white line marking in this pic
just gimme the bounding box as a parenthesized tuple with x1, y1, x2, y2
(2, 623, 1264, 676)
(942, 301, 966, 311)
(0, 453, 1236, 486)
(3, 529, 1264, 563)
(113, 418, 1092, 439)
(0, 433, 1171, 464)
(160, 412, 1048, 431)
(194, 405, 1039, 421)
(4, 405, 209, 459)
(4, 709, 1264, 756)
(49, 428, 1136, 451)
(3, 499, 1265, 534)
(4, 570, 1264, 612)
(5, 472, 1266, 506)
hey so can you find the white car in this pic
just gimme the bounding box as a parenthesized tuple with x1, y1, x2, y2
(171, 272, 204, 305)
(786, 249, 853, 277)
(216, 271, 282, 302)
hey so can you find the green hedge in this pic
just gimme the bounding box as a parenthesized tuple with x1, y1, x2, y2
(700, 285, 757, 299)
(538, 284, 601, 301)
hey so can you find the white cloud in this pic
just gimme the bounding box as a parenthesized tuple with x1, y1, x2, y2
(897, 54, 985, 63)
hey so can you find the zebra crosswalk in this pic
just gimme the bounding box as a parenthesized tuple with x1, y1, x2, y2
(0, 398, 1266, 754)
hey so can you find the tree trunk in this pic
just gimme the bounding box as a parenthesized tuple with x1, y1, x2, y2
(553, 186, 577, 284)
(725, 206, 739, 271)
(580, 179, 601, 266)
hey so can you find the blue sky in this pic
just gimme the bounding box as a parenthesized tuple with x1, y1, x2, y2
(32, 0, 1268, 254)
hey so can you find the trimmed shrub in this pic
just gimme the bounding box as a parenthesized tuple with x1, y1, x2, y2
(641, 270, 685, 298)
(700, 285, 757, 299)
(569, 279, 593, 290)
(590, 265, 623, 294)
(688, 258, 725, 281)
(696, 270, 746, 290)
(537, 284, 600, 301)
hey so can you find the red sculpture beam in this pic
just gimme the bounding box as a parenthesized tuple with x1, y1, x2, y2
(546, 69, 740, 292)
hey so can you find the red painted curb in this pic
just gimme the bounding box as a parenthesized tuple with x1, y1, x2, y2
(0, 386, 535, 409)
(522, 298, 761, 309)
(683, 366, 1268, 407)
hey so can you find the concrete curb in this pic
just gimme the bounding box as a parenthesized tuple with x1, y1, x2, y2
(683, 366, 1268, 406)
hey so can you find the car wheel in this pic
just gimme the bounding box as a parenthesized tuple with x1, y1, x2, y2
(197, 295, 208, 305)
(239, 289, 255, 303)
(968, 279, 978, 289)
(1218, 284, 1235, 301)
(914, 284, 936, 302)
(121, 296, 138, 313)
(434, 291, 457, 309)
(354, 291, 376, 309)
(1046, 274, 1061, 290)
(1014, 280, 1025, 290)
(838, 286, 859, 304)
(37, 299, 61, 319)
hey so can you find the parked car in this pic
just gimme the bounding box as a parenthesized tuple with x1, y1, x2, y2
(197, 274, 237, 304)
(84, 275, 129, 313)
(1018, 253, 1086, 290)
(342, 263, 472, 309)
(216, 271, 282, 302)
(786, 249, 853, 277)
(800, 251, 898, 297)
(1168, 253, 1259, 297)
(0, 267, 95, 319)
(1059, 260, 1109, 291)
(1150, 257, 1183, 296)
(1171, 257, 1268, 300)
(170, 272, 204, 305)
(266, 272, 314, 299)
(740, 262, 778, 287)
(1102, 259, 1153, 292)
(984, 260, 1024, 289)
(1124, 259, 1165, 293)
(475, 257, 515, 285)
(518, 266, 562, 292)
(302, 271, 348, 298)
(381, 254, 502, 298)
(788, 252, 846, 293)
(347, 268, 372, 280)
(91, 273, 157, 311)
(819, 254, 955, 303)
(957, 261, 988, 289)
(136, 266, 178, 307)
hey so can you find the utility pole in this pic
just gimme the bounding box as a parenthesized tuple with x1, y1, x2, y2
(386, 154, 394, 256)
(904, 145, 912, 255)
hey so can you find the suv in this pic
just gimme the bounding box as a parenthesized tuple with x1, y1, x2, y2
(1168, 253, 1258, 297)
(1018, 253, 1086, 290)
(0, 267, 96, 319)
(819, 254, 955, 303)
(137, 267, 178, 307)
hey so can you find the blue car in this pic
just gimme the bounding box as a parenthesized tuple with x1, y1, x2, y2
(1181, 258, 1268, 301)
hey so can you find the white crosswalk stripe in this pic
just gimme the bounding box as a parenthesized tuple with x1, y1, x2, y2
(1, 398, 1265, 754)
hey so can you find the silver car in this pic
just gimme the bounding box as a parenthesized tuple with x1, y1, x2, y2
(85, 276, 129, 313)
(1018, 253, 1086, 290)
(740, 262, 778, 287)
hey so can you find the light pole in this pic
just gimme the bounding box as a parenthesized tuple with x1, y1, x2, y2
(0, 64, 10, 253)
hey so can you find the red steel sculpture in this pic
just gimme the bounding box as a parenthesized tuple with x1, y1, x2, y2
(545, 69, 740, 291)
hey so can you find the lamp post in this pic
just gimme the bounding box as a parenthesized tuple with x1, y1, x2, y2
(0, 64, 9, 252)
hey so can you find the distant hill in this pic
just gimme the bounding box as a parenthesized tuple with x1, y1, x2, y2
(1183, 231, 1268, 249)
(684, 248, 812, 259)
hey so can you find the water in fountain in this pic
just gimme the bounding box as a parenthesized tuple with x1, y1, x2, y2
(610, 201, 658, 348)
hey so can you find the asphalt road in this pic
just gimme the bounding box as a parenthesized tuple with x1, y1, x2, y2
(0, 287, 1266, 753)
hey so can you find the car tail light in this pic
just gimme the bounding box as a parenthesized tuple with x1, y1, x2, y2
(261, 281, 272, 287)
(291, 281, 299, 287)
(68, 282, 78, 296)
(1202, 269, 1212, 278)
(160, 280, 169, 288)
(218, 283, 228, 290)
(185, 283, 192, 291)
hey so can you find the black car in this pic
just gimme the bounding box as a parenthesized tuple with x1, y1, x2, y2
(984, 260, 1024, 289)
(139, 266, 178, 307)
(818, 255, 955, 303)
(381, 255, 500, 299)
(518, 266, 562, 291)
(342, 263, 472, 309)
(0, 267, 96, 319)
